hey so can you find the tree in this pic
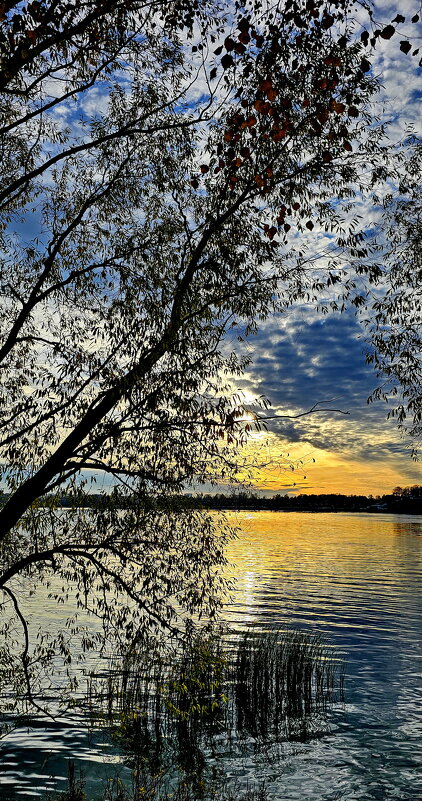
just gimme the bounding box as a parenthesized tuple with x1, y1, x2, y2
(0, 0, 420, 709)
(366, 141, 422, 456)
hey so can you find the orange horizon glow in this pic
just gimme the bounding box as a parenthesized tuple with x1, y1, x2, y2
(236, 435, 420, 498)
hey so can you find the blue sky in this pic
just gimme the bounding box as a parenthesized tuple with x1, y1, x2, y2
(229, 303, 421, 495)
(218, 4, 422, 496)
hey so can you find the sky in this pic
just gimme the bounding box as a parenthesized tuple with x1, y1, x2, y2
(79, 3, 421, 499)
(222, 3, 422, 497)
(4, 1, 420, 501)
(229, 309, 421, 496)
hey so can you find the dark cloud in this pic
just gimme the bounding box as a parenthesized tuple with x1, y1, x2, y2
(236, 307, 417, 465)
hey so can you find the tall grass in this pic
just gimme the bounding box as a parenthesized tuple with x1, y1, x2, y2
(57, 630, 344, 801)
(233, 629, 343, 740)
(87, 627, 344, 755)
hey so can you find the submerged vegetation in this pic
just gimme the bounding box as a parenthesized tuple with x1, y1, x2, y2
(77, 628, 344, 800)
(49, 761, 270, 801)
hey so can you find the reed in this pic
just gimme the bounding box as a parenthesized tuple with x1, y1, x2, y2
(48, 759, 268, 801)
(232, 628, 343, 740)
(88, 626, 344, 756)
(52, 630, 344, 801)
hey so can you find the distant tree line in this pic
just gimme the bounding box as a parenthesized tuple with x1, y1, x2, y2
(176, 488, 422, 514)
(2, 487, 420, 514)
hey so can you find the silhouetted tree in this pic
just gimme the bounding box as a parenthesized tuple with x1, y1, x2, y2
(0, 0, 420, 709)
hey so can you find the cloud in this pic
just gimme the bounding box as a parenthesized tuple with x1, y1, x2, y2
(230, 304, 420, 494)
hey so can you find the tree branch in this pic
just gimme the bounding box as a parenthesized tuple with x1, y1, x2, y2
(1, 586, 55, 718)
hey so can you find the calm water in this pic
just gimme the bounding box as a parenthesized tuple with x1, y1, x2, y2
(221, 512, 422, 801)
(1, 512, 421, 800)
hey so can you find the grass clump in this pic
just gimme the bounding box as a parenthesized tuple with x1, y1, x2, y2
(49, 761, 268, 801)
(91, 626, 343, 754)
(233, 628, 343, 740)
(51, 628, 344, 801)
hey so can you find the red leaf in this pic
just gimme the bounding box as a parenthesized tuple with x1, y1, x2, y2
(343, 140, 352, 151)
(348, 106, 359, 117)
(292, 202, 300, 210)
(321, 14, 335, 29)
(265, 166, 273, 177)
(306, 220, 314, 230)
(190, 179, 199, 189)
(234, 42, 246, 55)
(238, 31, 250, 44)
(400, 40, 412, 54)
(266, 226, 277, 240)
(317, 109, 330, 124)
(392, 14, 405, 23)
(259, 78, 273, 93)
(380, 25, 395, 39)
(330, 100, 346, 114)
(322, 150, 332, 162)
(224, 36, 235, 51)
(284, 223, 291, 232)
(241, 115, 257, 128)
(253, 99, 272, 114)
(412, 14, 419, 23)
(360, 58, 371, 72)
(200, 164, 209, 174)
(272, 129, 286, 141)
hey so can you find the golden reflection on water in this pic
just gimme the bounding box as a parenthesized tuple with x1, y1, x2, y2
(221, 512, 422, 634)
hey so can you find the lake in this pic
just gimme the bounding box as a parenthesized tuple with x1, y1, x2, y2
(1, 511, 421, 800)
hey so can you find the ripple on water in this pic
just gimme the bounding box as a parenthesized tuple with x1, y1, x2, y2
(1, 512, 421, 800)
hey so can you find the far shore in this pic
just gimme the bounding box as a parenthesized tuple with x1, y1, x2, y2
(1, 489, 420, 515)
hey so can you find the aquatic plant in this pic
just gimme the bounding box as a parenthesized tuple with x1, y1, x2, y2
(89, 627, 344, 758)
(50, 763, 268, 801)
(48, 760, 86, 801)
(233, 628, 342, 740)
(49, 629, 343, 801)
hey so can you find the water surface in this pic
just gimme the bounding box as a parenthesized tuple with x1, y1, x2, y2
(1, 512, 421, 800)
(221, 512, 422, 800)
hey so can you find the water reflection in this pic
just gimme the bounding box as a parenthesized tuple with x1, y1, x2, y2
(221, 512, 422, 799)
(0, 512, 421, 800)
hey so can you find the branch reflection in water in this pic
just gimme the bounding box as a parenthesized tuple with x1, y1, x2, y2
(80, 628, 344, 800)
